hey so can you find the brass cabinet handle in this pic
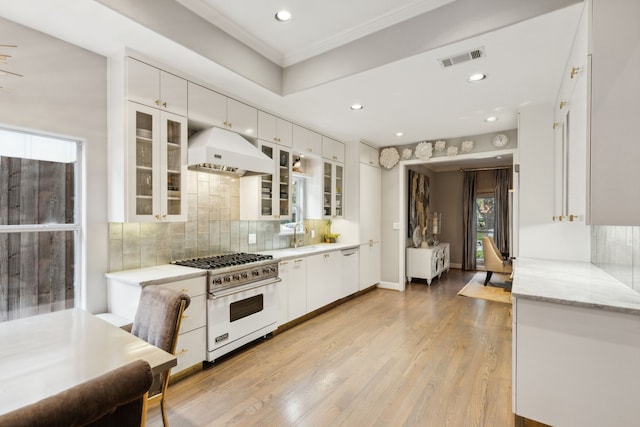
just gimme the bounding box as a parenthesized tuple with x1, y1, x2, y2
(155, 214, 160, 220)
(570, 66, 580, 79)
(306, 147, 312, 152)
(559, 101, 567, 109)
(295, 259, 303, 263)
(155, 100, 161, 106)
(280, 261, 289, 265)
(162, 101, 167, 108)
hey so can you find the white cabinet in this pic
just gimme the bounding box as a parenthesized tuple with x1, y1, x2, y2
(119, 102, 187, 222)
(279, 258, 307, 324)
(552, 5, 588, 223)
(240, 140, 292, 220)
(588, 0, 640, 225)
(359, 143, 379, 168)
(292, 125, 322, 157)
(322, 160, 344, 219)
(322, 136, 345, 162)
(105, 271, 207, 377)
(359, 158, 381, 289)
(258, 111, 293, 147)
(127, 57, 187, 117)
(341, 247, 359, 297)
(406, 244, 450, 285)
(187, 82, 257, 138)
(306, 251, 341, 312)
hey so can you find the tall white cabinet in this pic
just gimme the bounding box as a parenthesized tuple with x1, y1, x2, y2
(359, 143, 381, 290)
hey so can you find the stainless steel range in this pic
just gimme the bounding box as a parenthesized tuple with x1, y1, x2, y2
(173, 253, 280, 362)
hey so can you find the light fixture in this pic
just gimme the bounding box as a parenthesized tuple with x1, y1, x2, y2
(395, 132, 404, 137)
(275, 10, 292, 22)
(496, 156, 503, 159)
(485, 116, 498, 123)
(468, 73, 487, 82)
(350, 104, 364, 111)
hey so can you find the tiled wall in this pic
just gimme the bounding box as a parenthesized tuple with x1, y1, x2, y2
(109, 171, 329, 272)
(591, 226, 640, 292)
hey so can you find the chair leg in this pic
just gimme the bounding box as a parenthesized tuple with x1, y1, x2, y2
(160, 394, 168, 427)
(484, 271, 493, 286)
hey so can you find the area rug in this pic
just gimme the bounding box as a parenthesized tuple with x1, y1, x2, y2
(457, 272, 512, 304)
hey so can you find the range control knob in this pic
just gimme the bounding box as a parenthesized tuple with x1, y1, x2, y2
(224, 275, 231, 283)
(252, 270, 260, 277)
(241, 272, 248, 279)
(214, 277, 222, 285)
(270, 266, 277, 273)
(232, 273, 241, 281)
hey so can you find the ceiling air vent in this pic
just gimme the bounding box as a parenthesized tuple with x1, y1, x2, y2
(438, 47, 485, 68)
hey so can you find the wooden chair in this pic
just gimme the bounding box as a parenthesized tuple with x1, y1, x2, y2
(481, 236, 512, 285)
(0, 359, 153, 427)
(131, 286, 190, 427)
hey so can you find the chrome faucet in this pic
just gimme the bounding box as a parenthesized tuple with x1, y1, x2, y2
(292, 222, 303, 248)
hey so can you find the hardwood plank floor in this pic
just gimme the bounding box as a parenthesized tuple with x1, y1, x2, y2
(147, 269, 546, 426)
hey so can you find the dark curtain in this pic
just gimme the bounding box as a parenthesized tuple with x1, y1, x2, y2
(462, 171, 477, 271)
(494, 168, 511, 255)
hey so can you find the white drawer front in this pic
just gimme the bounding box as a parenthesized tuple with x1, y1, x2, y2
(179, 294, 206, 332)
(173, 327, 206, 375)
(162, 276, 206, 296)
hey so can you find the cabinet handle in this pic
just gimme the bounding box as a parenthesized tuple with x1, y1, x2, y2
(180, 288, 188, 292)
(369, 239, 373, 247)
(281, 261, 289, 265)
(369, 161, 373, 165)
(568, 214, 579, 222)
(559, 101, 567, 109)
(162, 214, 167, 220)
(570, 66, 580, 79)
(181, 314, 189, 319)
(155, 214, 160, 220)
(175, 348, 188, 356)
(295, 259, 303, 263)
(306, 147, 312, 152)
(552, 122, 559, 129)
(333, 155, 338, 160)
(162, 101, 167, 108)
(155, 100, 161, 106)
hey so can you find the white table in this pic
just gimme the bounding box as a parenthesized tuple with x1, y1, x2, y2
(0, 308, 177, 415)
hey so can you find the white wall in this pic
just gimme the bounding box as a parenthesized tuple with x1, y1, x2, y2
(0, 18, 109, 312)
(380, 166, 401, 287)
(517, 104, 590, 261)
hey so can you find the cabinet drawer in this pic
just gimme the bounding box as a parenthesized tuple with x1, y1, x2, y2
(180, 294, 206, 332)
(161, 277, 206, 296)
(172, 327, 206, 375)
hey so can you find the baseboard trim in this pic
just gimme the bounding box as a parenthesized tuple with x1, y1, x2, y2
(377, 281, 402, 291)
(450, 262, 462, 269)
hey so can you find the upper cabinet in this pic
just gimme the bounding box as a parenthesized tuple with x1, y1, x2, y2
(588, 0, 640, 225)
(187, 82, 257, 138)
(322, 161, 344, 219)
(322, 137, 345, 163)
(258, 111, 293, 147)
(127, 58, 188, 117)
(240, 140, 292, 220)
(292, 125, 322, 157)
(359, 143, 379, 168)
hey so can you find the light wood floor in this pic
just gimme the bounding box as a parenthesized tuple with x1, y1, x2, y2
(148, 269, 547, 427)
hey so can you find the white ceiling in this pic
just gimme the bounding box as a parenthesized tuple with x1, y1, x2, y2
(0, 0, 585, 149)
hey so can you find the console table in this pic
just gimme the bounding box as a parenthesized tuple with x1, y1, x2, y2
(406, 243, 450, 285)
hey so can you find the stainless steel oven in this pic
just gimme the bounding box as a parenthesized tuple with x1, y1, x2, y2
(173, 253, 280, 362)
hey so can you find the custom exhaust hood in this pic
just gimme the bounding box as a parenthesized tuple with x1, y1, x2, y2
(187, 127, 274, 176)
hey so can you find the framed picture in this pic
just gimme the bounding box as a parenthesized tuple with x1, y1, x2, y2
(408, 169, 429, 238)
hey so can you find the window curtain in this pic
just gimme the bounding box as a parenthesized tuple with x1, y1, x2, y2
(462, 171, 477, 271)
(493, 168, 511, 255)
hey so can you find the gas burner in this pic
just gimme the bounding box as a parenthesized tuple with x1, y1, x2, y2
(173, 253, 273, 270)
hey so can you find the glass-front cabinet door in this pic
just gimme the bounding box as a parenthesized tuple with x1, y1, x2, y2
(322, 160, 344, 219)
(258, 141, 291, 220)
(128, 102, 187, 222)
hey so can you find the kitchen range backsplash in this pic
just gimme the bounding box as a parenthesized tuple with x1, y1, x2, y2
(591, 225, 640, 293)
(109, 171, 329, 272)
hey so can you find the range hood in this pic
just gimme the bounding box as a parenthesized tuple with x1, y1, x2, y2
(187, 127, 274, 176)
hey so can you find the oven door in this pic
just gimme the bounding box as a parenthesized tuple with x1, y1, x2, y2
(207, 278, 279, 361)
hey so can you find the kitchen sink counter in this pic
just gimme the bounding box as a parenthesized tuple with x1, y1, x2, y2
(105, 264, 207, 286)
(512, 257, 640, 315)
(260, 242, 359, 261)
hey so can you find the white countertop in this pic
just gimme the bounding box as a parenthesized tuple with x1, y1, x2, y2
(512, 257, 640, 315)
(259, 242, 360, 260)
(105, 264, 207, 286)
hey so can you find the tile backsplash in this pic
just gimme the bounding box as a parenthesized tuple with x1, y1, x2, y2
(591, 225, 640, 292)
(109, 171, 328, 272)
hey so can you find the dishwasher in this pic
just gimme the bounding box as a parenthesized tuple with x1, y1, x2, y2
(341, 247, 359, 296)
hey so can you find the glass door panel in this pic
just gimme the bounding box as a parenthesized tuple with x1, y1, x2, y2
(261, 145, 274, 217)
(323, 162, 332, 217)
(166, 118, 182, 216)
(135, 110, 154, 216)
(335, 164, 343, 217)
(279, 149, 290, 217)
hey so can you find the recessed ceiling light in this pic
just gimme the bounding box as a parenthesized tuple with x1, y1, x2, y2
(485, 116, 498, 122)
(275, 10, 292, 22)
(350, 104, 364, 111)
(496, 156, 503, 159)
(468, 73, 487, 82)
(395, 132, 404, 137)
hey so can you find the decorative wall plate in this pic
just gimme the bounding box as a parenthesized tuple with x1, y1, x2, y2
(415, 141, 433, 160)
(379, 147, 400, 168)
(447, 146, 458, 156)
(402, 148, 413, 159)
(492, 134, 508, 147)
(434, 140, 446, 151)
(461, 140, 474, 153)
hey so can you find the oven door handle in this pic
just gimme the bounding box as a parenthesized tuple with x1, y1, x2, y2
(208, 277, 281, 299)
